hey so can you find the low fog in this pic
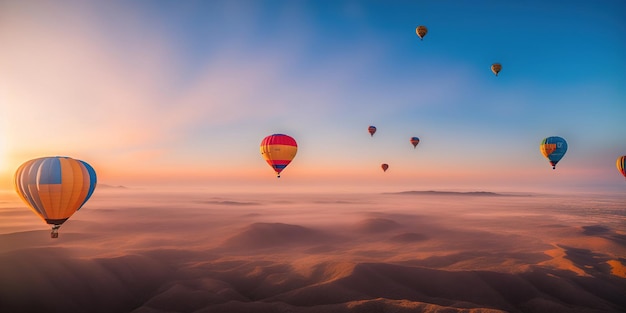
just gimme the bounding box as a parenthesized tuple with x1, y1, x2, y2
(1, 190, 625, 312)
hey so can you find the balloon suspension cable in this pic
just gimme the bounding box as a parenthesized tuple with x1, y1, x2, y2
(51, 225, 61, 239)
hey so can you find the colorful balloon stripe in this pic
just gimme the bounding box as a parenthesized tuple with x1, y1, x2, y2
(260, 134, 298, 178)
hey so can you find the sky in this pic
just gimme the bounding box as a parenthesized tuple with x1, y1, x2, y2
(0, 0, 625, 193)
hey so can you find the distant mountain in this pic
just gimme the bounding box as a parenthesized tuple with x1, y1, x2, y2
(386, 190, 514, 197)
(97, 184, 129, 189)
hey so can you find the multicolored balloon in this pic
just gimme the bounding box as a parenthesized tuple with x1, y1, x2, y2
(14, 156, 97, 238)
(416, 25, 428, 40)
(410, 137, 420, 149)
(368, 126, 377, 137)
(260, 134, 298, 178)
(540, 136, 568, 169)
(491, 63, 502, 76)
(381, 163, 389, 172)
(617, 156, 626, 179)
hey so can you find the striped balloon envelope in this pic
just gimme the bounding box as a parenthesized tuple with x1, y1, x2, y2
(617, 156, 626, 179)
(410, 137, 420, 148)
(260, 134, 298, 178)
(540, 136, 568, 169)
(14, 156, 97, 238)
(368, 126, 377, 137)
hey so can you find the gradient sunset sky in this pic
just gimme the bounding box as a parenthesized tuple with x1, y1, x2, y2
(1, 0, 624, 193)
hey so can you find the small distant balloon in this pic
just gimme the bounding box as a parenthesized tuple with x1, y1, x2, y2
(617, 156, 626, 179)
(416, 25, 428, 40)
(410, 137, 420, 149)
(540, 136, 567, 169)
(260, 134, 298, 178)
(491, 63, 502, 76)
(381, 163, 389, 172)
(14, 156, 97, 238)
(368, 126, 377, 137)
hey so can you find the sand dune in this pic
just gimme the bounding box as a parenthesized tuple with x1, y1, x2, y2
(353, 218, 401, 233)
(0, 248, 171, 313)
(221, 223, 333, 249)
(1, 191, 625, 312)
(582, 225, 626, 246)
(389, 232, 429, 242)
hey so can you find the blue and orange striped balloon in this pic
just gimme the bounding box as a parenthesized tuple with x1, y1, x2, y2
(14, 156, 97, 238)
(540, 136, 567, 169)
(260, 134, 298, 178)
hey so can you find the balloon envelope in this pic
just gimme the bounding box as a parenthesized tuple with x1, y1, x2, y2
(260, 134, 298, 178)
(410, 137, 420, 148)
(381, 163, 389, 172)
(416, 25, 427, 40)
(617, 156, 626, 179)
(14, 156, 97, 238)
(368, 126, 377, 137)
(540, 136, 567, 169)
(491, 63, 502, 76)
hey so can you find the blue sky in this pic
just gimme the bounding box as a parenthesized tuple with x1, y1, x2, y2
(0, 0, 624, 192)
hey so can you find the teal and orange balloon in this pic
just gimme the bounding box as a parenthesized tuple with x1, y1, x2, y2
(540, 136, 567, 169)
(260, 134, 298, 178)
(410, 137, 420, 148)
(368, 126, 377, 137)
(14, 156, 97, 238)
(617, 156, 626, 179)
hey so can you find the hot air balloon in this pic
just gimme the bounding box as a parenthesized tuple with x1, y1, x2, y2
(260, 134, 298, 178)
(540, 136, 567, 169)
(617, 156, 626, 179)
(368, 126, 377, 137)
(410, 137, 420, 149)
(381, 163, 389, 172)
(416, 25, 427, 40)
(14, 156, 97, 238)
(491, 63, 502, 76)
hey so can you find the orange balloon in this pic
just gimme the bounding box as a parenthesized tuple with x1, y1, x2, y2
(491, 63, 502, 76)
(416, 25, 428, 40)
(14, 156, 97, 238)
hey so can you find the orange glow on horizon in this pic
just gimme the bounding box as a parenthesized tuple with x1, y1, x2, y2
(0, 144, 621, 195)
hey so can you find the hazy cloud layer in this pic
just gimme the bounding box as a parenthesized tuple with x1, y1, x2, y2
(1, 191, 625, 312)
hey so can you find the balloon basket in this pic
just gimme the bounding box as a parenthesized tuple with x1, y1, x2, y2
(51, 225, 60, 239)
